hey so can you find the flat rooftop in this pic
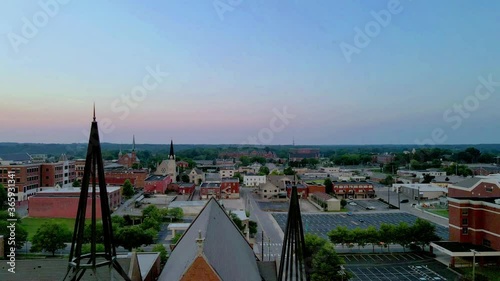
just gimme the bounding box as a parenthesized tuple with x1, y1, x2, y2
(37, 185, 121, 194)
(145, 175, 168, 181)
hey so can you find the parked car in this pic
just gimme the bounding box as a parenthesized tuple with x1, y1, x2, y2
(349, 202, 357, 206)
(400, 199, 409, 203)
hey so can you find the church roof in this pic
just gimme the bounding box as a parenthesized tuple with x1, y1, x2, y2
(159, 198, 262, 281)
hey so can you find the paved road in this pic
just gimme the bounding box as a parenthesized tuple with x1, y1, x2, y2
(240, 188, 284, 262)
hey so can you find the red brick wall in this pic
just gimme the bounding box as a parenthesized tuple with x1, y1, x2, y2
(144, 177, 172, 194)
(449, 182, 500, 198)
(449, 200, 500, 250)
(29, 197, 103, 219)
(181, 256, 220, 281)
(307, 184, 325, 194)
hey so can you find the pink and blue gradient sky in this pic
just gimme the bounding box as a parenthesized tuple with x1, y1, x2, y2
(1, 0, 499, 145)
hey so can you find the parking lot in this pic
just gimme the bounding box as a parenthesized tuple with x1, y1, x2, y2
(272, 212, 449, 240)
(343, 253, 458, 280)
(345, 199, 392, 212)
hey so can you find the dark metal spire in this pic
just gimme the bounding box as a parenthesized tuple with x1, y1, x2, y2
(93, 103, 96, 122)
(64, 112, 130, 281)
(169, 139, 174, 159)
(132, 135, 136, 152)
(278, 183, 308, 281)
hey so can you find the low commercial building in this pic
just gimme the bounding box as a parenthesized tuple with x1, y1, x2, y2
(392, 183, 447, 200)
(258, 182, 281, 199)
(333, 181, 375, 199)
(28, 185, 121, 218)
(243, 174, 266, 186)
(144, 175, 172, 194)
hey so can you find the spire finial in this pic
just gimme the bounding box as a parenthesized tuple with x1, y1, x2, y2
(169, 139, 175, 159)
(93, 103, 96, 121)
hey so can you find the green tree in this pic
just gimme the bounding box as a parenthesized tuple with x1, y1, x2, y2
(0, 211, 28, 256)
(141, 217, 161, 231)
(72, 180, 81, 188)
(111, 215, 126, 227)
(233, 172, 243, 183)
(270, 170, 283, 175)
(394, 222, 412, 252)
(284, 167, 296, 175)
(83, 222, 104, 243)
(411, 218, 441, 251)
(379, 224, 395, 252)
(152, 244, 169, 264)
(249, 220, 258, 237)
(351, 228, 368, 250)
(239, 156, 251, 166)
(365, 226, 379, 253)
(122, 179, 134, 199)
(304, 233, 327, 277)
(30, 222, 72, 256)
(181, 174, 190, 183)
(311, 242, 351, 281)
(168, 207, 184, 221)
(229, 212, 245, 232)
(0, 184, 7, 209)
(81, 243, 105, 254)
(422, 174, 435, 184)
(324, 178, 333, 194)
(258, 166, 270, 175)
(340, 199, 347, 209)
(115, 226, 155, 251)
(171, 233, 182, 244)
(328, 226, 350, 248)
(142, 205, 162, 222)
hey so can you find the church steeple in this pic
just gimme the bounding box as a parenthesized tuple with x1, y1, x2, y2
(169, 140, 175, 160)
(132, 135, 136, 152)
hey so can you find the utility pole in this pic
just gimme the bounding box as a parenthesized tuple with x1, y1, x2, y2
(471, 250, 477, 281)
(262, 231, 265, 261)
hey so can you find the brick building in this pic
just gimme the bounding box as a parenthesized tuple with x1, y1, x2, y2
(447, 177, 500, 250)
(28, 185, 121, 218)
(200, 178, 240, 200)
(289, 148, 320, 161)
(0, 163, 40, 201)
(103, 169, 148, 189)
(144, 175, 172, 194)
(167, 182, 196, 195)
(332, 181, 375, 199)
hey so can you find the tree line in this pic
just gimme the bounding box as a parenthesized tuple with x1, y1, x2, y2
(327, 218, 441, 253)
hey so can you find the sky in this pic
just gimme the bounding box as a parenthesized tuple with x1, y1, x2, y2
(0, 0, 499, 145)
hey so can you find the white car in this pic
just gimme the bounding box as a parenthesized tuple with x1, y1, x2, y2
(349, 202, 357, 206)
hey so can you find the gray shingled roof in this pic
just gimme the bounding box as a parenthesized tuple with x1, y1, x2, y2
(0, 257, 131, 281)
(453, 177, 482, 189)
(159, 198, 262, 281)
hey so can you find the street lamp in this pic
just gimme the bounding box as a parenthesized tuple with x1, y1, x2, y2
(471, 249, 478, 281)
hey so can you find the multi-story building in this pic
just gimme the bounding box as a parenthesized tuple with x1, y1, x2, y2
(74, 159, 86, 180)
(372, 154, 395, 164)
(103, 169, 148, 189)
(144, 175, 172, 194)
(332, 181, 375, 199)
(220, 178, 240, 199)
(447, 177, 500, 250)
(219, 168, 236, 179)
(243, 174, 266, 186)
(0, 163, 40, 201)
(289, 148, 320, 161)
(200, 178, 240, 199)
(200, 182, 221, 199)
(188, 168, 204, 184)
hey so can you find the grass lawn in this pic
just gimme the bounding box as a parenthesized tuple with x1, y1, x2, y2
(21, 218, 77, 241)
(456, 267, 500, 281)
(427, 209, 449, 218)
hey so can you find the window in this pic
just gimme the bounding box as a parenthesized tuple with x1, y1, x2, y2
(462, 227, 468, 235)
(462, 209, 468, 216)
(462, 218, 468, 226)
(483, 239, 491, 248)
(485, 186, 493, 192)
